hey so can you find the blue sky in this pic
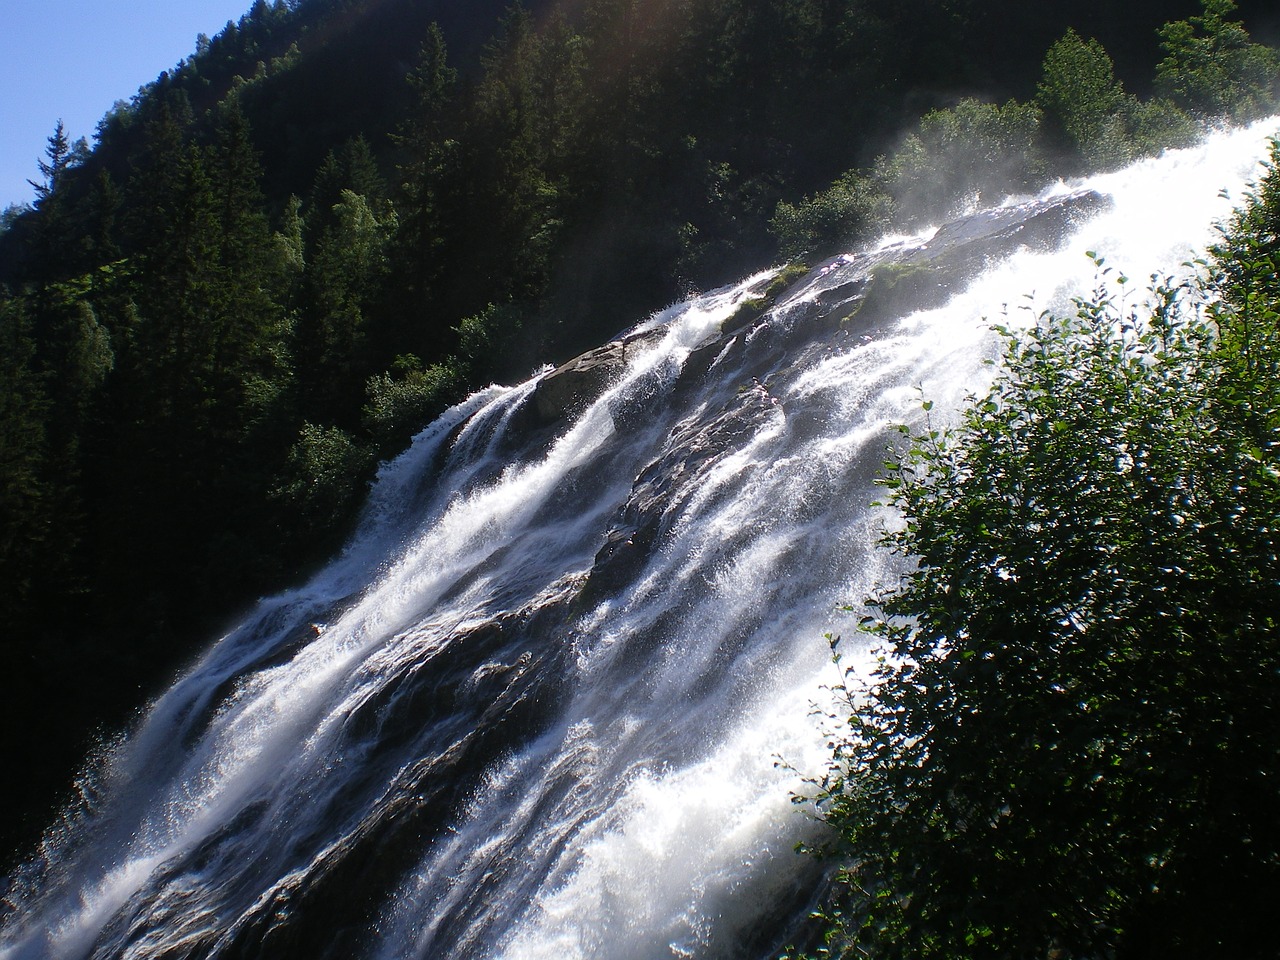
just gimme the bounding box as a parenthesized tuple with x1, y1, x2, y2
(1, 0, 256, 211)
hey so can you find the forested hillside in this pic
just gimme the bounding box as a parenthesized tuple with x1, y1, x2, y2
(1, 0, 1276, 864)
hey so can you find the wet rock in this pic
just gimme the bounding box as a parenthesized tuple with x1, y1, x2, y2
(533, 327, 666, 423)
(209, 588, 579, 960)
(926, 188, 1110, 252)
(583, 383, 781, 603)
(841, 189, 1111, 329)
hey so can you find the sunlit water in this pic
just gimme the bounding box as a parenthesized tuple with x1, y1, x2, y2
(2, 119, 1276, 960)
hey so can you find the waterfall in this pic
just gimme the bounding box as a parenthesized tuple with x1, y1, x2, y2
(3, 119, 1276, 960)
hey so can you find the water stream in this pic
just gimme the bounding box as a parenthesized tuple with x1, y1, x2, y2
(3, 119, 1276, 960)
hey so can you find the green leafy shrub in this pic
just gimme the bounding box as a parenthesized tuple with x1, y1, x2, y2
(362, 353, 465, 451)
(876, 98, 1046, 223)
(273, 422, 375, 533)
(1120, 95, 1200, 157)
(455, 302, 529, 368)
(772, 171, 894, 261)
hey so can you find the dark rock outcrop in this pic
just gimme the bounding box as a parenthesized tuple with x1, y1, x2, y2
(577, 188, 1111, 604)
(838, 189, 1111, 328)
(533, 327, 667, 423)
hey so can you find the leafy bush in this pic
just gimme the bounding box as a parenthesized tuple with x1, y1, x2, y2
(771, 171, 894, 261)
(772, 1, 1274, 267)
(1120, 95, 1200, 157)
(361, 353, 465, 451)
(273, 421, 375, 533)
(451, 300, 530, 382)
(803, 156, 1280, 958)
(876, 98, 1046, 223)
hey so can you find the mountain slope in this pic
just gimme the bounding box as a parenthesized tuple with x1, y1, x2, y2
(0, 0, 1276, 868)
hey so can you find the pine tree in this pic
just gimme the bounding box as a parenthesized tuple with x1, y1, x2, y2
(204, 97, 291, 420)
(0, 295, 51, 619)
(25, 120, 90, 283)
(387, 22, 462, 354)
(306, 136, 385, 245)
(298, 188, 396, 422)
(27, 120, 72, 203)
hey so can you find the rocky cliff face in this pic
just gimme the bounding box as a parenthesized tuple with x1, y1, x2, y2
(536, 187, 1109, 605)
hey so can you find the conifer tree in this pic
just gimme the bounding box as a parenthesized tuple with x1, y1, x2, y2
(388, 21, 462, 353)
(25, 120, 89, 282)
(27, 120, 73, 203)
(462, 3, 564, 304)
(0, 295, 51, 618)
(1155, 0, 1280, 121)
(307, 136, 385, 244)
(298, 188, 396, 421)
(204, 97, 291, 424)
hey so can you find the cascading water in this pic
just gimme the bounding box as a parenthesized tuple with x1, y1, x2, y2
(2, 120, 1276, 960)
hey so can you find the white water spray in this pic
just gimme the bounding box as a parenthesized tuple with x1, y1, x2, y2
(2, 119, 1276, 960)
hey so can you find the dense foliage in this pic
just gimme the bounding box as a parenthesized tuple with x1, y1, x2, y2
(0, 0, 1276, 864)
(802, 142, 1280, 959)
(775, 1, 1280, 258)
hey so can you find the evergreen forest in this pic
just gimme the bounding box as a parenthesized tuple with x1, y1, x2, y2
(2, 1, 1279, 953)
